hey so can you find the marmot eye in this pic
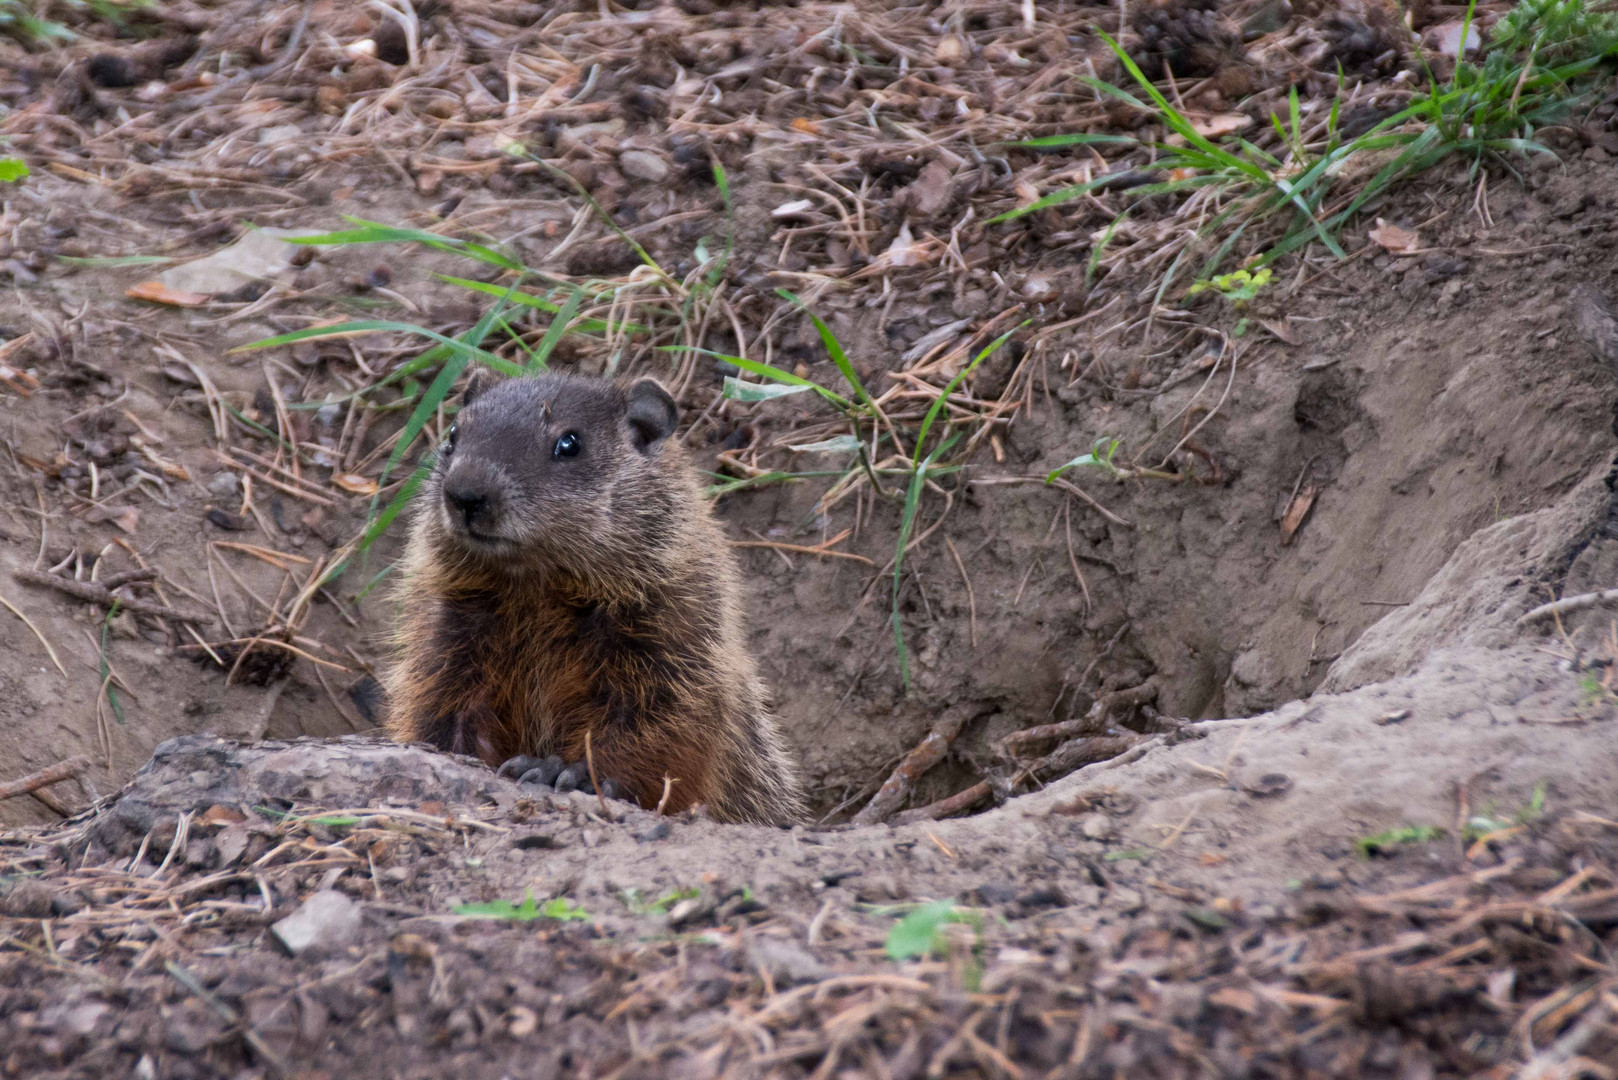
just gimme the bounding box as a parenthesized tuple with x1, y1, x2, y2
(552, 432, 582, 458)
(442, 424, 458, 453)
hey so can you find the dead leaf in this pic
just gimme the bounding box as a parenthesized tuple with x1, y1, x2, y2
(934, 35, 965, 63)
(789, 117, 821, 136)
(1192, 112, 1251, 138)
(1428, 19, 1480, 57)
(1368, 220, 1420, 255)
(884, 223, 922, 267)
(198, 805, 247, 827)
(84, 505, 140, 535)
(127, 280, 211, 307)
(215, 822, 250, 867)
(1279, 485, 1317, 545)
(1013, 180, 1040, 206)
(1257, 318, 1298, 345)
(1168, 166, 1198, 182)
(771, 199, 815, 221)
(1208, 987, 1259, 1015)
(331, 473, 379, 496)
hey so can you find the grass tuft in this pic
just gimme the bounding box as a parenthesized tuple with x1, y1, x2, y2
(994, 0, 1618, 299)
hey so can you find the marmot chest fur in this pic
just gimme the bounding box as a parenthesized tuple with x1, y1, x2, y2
(385, 372, 804, 826)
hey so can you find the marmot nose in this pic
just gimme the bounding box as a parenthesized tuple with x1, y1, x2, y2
(444, 482, 498, 532)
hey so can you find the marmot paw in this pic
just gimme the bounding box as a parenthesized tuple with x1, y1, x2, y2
(497, 755, 635, 804)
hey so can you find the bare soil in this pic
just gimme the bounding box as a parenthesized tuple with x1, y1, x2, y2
(3, 0, 1618, 1076)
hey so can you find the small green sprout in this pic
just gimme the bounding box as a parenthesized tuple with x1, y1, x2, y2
(1356, 825, 1445, 858)
(1187, 268, 1273, 305)
(452, 891, 590, 921)
(1047, 437, 1126, 483)
(885, 899, 963, 960)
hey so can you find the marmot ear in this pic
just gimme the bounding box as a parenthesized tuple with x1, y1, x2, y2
(625, 378, 678, 453)
(462, 367, 497, 407)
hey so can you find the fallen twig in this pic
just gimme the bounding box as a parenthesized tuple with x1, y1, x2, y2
(0, 592, 68, 677)
(12, 567, 214, 625)
(1021, 735, 1141, 786)
(853, 704, 985, 825)
(0, 756, 90, 802)
(893, 777, 1010, 824)
(1518, 589, 1618, 627)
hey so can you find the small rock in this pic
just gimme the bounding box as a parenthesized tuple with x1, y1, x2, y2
(555, 120, 625, 154)
(1079, 812, 1113, 841)
(667, 893, 719, 929)
(618, 150, 670, 184)
(0, 878, 54, 918)
(747, 937, 827, 985)
(899, 160, 955, 219)
(207, 471, 239, 498)
(214, 822, 250, 867)
(1022, 275, 1057, 303)
(1015, 887, 1067, 911)
(43, 1000, 109, 1036)
(271, 890, 363, 957)
(636, 820, 671, 842)
(1243, 773, 1294, 798)
(1111, 887, 1146, 915)
(159, 227, 325, 298)
(968, 881, 1018, 905)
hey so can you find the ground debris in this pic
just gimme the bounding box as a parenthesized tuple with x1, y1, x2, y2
(0, 738, 1613, 1077)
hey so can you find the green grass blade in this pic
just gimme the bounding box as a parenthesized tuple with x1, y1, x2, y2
(230, 320, 524, 376)
(1095, 31, 1269, 181)
(986, 170, 1155, 224)
(56, 254, 175, 268)
(528, 289, 584, 370)
(722, 377, 815, 402)
(527, 159, 665, 275)
(911, 326, 1022, 466)
(776, 289, 879, 413)
(892, 433, 959, 690)
(289, 217, 523, 272)
(1003, 133, 1139, 149)
(1087, 210, 1127, 286)
(713, 160, 731, 207)
(437, 276, 644, 335)
(662, 346, 854, 411)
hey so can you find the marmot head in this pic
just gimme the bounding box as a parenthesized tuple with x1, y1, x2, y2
(421, 371, 683, 580)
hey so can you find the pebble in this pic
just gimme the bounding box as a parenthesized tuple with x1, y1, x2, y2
(1079, 812, 1113, 841)
(208, 471, 240, 498)
(618, 149, 670, 183)
(747, 937, 827, 985)
(271, 890, 363, 957)
(1111, 887, 1146, 915)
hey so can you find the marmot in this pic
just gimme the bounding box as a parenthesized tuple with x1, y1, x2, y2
(385, 370, 805, 826)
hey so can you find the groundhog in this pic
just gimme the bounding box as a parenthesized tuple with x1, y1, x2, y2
(385, 370, 805, 826)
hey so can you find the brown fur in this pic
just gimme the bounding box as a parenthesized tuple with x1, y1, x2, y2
(384, 372, 804, 826)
